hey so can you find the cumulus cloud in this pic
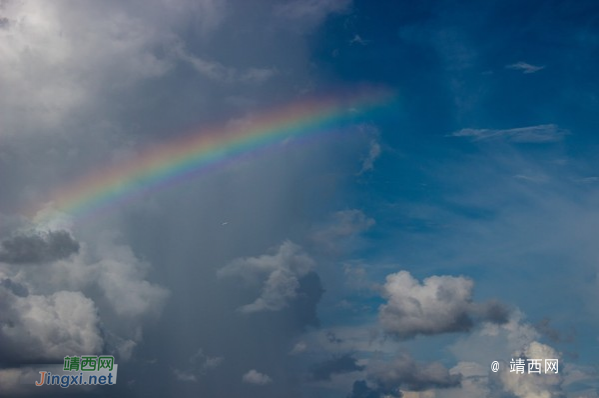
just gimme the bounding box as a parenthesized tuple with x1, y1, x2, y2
(310, 354, 365, 381)
(0, 288, 102, 364)
(443, 311, 578, 398)
(218, 241, 316, 313)
(242, 369, 273, 385)
(499, 341, 564, 398)
(0, 225, 168, 369)
(506, 61, 545, 74)
(450, 124, 568, 143)
(379, 271, 508, 339)
(0, 230, 79, 264)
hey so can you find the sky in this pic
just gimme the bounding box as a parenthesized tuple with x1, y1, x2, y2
(1, 1, 599, 397)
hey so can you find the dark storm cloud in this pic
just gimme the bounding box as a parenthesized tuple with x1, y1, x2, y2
(0, 230, 79, 264)
(310, 353, 364, 381)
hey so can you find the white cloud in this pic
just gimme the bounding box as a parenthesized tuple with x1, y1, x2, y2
(450, 124, 568, 143)
(443, 312, 573, 398)
(218, 241, 315, 313)
(379, 271, 474, 338)
(242, 369, 273, 385)
(499, 341, 563, 398)
(379, 271, 508, 339)
(506, 61, 545, 74)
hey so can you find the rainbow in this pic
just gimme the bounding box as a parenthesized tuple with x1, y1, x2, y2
(32, 88, 393, 224)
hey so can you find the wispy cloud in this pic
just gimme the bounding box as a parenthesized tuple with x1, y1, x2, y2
(505, 61, 545, 74)
(350, 34, 370, 46)
(358, 140, 381, 174)
(450, 124, 568, 143)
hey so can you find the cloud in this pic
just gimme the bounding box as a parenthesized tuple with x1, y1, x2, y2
(499, 341, 564, 398)
(534, 317, 575, 344)
(348, 354, 461, 398)
(506, 61, 545, 74)
(311, 209, 375, 253)
(176, 45, 277, 84)
(190, 348, 225, 371)
(443, 311, 578, 398)
(290, 341, 308, 354)
(310, 354, 365, 381)
(172, 348, 224, 383)
(0, 288, 103, 363)
(274, 0, 351, 27)
(358, 140, 381, 175)
(379, 271, 509, 339)
(350, 34, 370, 46)
(348, 380, 385, 398)
(0, 0, 185, 134)
(0, 230, 79, 264)
(0, 225, 168, 367)
(450, 124, 568, 143)
(218, 241, 316, 313)
(242, 369, 273, 385)
(368, 354, 461, 393)
(173, 368, 198, 382)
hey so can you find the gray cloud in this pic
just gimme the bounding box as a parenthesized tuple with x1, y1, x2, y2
(368, 354, 461, 393)
(0, 227, 168, 368)
(450, 124, 568, 143)
(379, 271, 508, 339)
(347, 354, 461, 398)
(310, 354, 364, 381)
(0, 287, 103, 364)
(218, 241, 316, 313)
(0, 230, 79, 264)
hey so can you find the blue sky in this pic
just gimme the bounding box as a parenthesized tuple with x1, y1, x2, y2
(0, 1, 598, 397)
